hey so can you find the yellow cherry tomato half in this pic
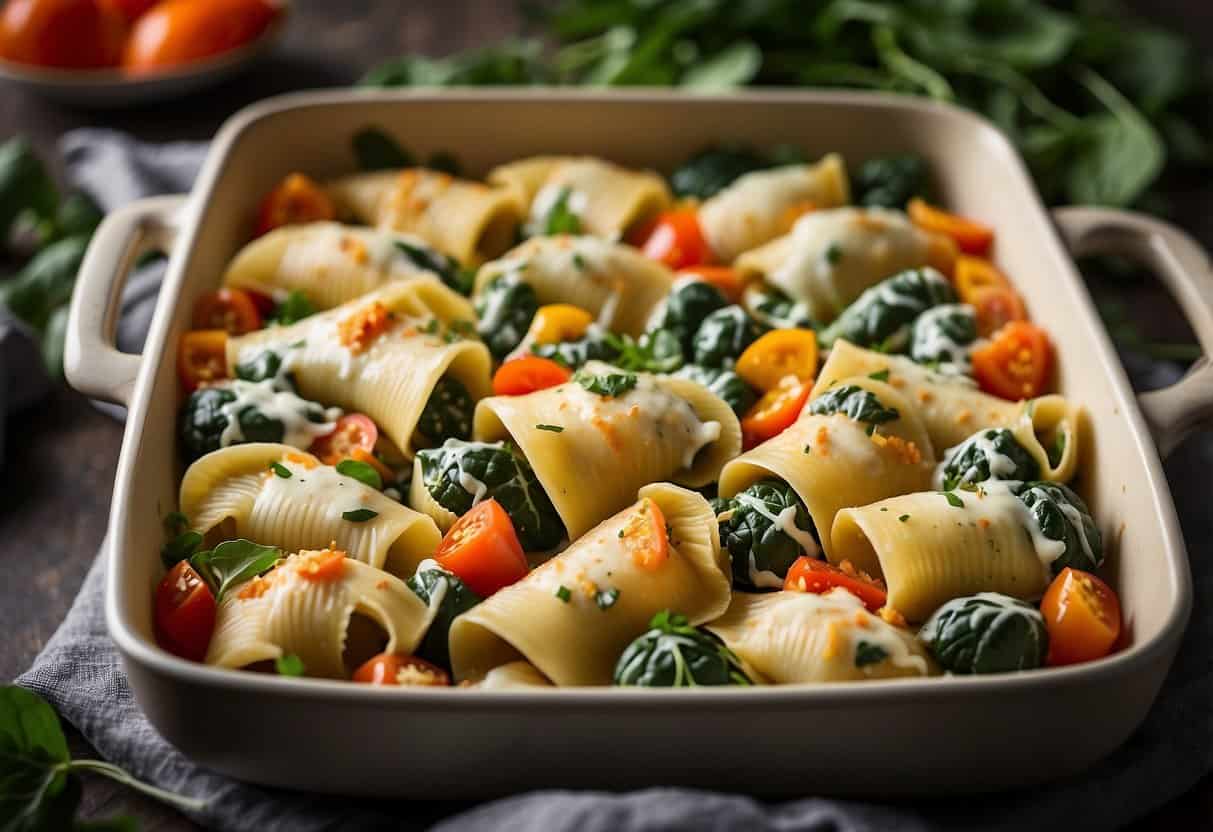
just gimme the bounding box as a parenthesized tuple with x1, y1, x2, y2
(527, 303, 593, 346)
(734, 329, 819, 392)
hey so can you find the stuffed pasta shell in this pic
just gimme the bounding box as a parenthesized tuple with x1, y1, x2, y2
(222, 222, 467, 311)
(326, 168, 524, 265)
(736, 207, 956, 323)
(474, 235, 674, 337)
(707, 589, 937, 683)
(206, 547, 431, 678)
(488, 156, 671, 241)
(698, 154, 849, 262)
(449, 483, 732, 685)
(815, 340, 1081, 481)
(226, 280, 492, 458)
(180, 443, 440, 577)
(472, 362, 741, 540)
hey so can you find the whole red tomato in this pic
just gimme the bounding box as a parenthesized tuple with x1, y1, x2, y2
(0, 0, 126, 69)
(122, 0, 278, 74)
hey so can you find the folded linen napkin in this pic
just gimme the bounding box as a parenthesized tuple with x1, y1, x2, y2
(11, 129, 1213, 831)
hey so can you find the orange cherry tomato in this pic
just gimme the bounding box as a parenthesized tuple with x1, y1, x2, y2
(122, 0, 278, 73)
(970, 286, 1027, 338)
(954, 255, 1010, 301)
(0, 0, 125, 69)
(908, 198, 995, 256)
(783, 556, 887, 613)
(1040, 567, 1122, 667)
(492, 356, 572, 396)
(618, 497, 669, 571)
(630, 209, 712, 270)
(177, 329, 228, 392)
(740, 376, 812, 449)
(971, 321, 1053, 401)
(155, 561, 216, 661)
(735, 329, 818, 392)
(434, 499, 528, 597)
(191, 288, 262, 335)
(309, 413, 378, 466)
(253, 172, 335, 237)
(677, 266, 744, 303)
(99, 0, 158, 22)
(353, 652, 451, 686)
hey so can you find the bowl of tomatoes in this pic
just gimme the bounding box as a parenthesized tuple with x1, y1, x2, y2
(0, 0, 287, 106)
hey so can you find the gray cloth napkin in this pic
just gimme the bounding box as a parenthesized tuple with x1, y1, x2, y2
(12, 130, 1213, 831)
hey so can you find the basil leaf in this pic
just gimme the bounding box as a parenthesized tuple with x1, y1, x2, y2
(266, 290, 315, 326)
(574, 369, 638, 397)
(336, 459, 383, 490)
(161, 530, 203, 569)
(943, 491, 964, 508)
(0, 686, 73, 830)
(275, 654, 305, 677)
(342, 508, 379, 522)
(270, 462, 292, 479)
(191, 539, 281, 601)
(542, 186, 582, 235)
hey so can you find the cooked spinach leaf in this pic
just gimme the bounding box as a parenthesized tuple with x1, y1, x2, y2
(819, 268, 955, 351)
(910, 303, 977, 369)
(744, 284, 817, 331)
(691, 305, 764, 367)
(474, 274, 538, 359)
(614, 610, 752, 687)
(673, 363, 756, 416)
(650, 279, 728, 350)
(265, 290, 315, 326)
(807, 385, 899, 428)
(395, 239, 473, 296)
(177, 380, 328, 461)
(415, 376, 474, 443)
(352, 127, 415, 170)
(919, 593, 1048, 674)
(408, 562, 482, 669)
(938, 428, 1039, 491)
(417, 439, 564, 551)
(1014, 481, 1104, 575)
(719, 478, 818, 590)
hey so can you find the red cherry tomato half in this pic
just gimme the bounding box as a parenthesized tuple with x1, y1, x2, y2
(971, 321, 1053, 401)
(309, 413, 378, 466)
(352, 652, 451, 686)
(192, 288, 263, 335)
(492, 356, 572, 396)
(1040, 567, 1122, 667)
(629, 210, 713, 270)
(434, 499, 528, 597)
(783, 556, 887, 613)
(155, 561, 216, 661)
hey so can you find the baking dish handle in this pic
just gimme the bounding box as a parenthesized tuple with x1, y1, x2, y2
(1053, 206, 1213, 458)
(65, 195, 186, 407)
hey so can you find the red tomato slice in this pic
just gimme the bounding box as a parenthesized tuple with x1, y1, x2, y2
(1040, 567, 1122, 667)
(740, 376, 812, 449)
(971, 321, 1053, 401)
(630, 210, 713, 270)
(254, 172, 336, 237)
(492, 356, 572, 396)
(352, 652, 451, 686)
(309, 413, 378, 466)
(177, 329, 228, 392)
(155, 561, 216, 661)
(908, 198, 995, 255)
(192, 288, 263, 335)
(783, 556, 887, 612)
(434, 499, 528, 597)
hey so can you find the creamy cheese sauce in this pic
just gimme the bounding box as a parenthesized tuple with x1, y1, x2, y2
(733, 489, 821, 563)
(933, 430, 1020, 490)
(912, 304, 974, 375)
(952, 485, 1066, 577)
(215, 379, 338, 449)
(268, 459, 381, 520)
(432, 438, 499, 506)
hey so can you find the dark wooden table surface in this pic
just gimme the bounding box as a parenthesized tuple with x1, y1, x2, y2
(2, 1, 1211, 828)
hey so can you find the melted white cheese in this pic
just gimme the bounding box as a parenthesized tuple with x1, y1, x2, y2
(933, 430, 1020, 490)
(215, 379, 338, 449)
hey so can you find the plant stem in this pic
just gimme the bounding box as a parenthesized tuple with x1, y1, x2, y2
(70, 759, 207, 814)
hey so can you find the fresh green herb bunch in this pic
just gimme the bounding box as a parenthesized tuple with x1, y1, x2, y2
(938, 428, 1040, 491)
(807, 385, 899, 430)
(417, 439, 565, 550)
(819, 268, 955, 351)
(362, 2, 1213, 209)
(718, 478, 818, 590)
(415, 376, 475, 443)
(407, 562, 482, 669)
(614, 610, 752, 687)
(1013, 481, 1103, 575)
(475, 274, 538, 359)
(919, 592, 1049, 674)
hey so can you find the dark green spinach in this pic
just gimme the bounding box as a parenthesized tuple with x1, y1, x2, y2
(613, 610, 751, 687)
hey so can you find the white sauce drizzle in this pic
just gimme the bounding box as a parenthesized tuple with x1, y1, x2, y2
(912, 304, 974, 375)
(432, 438, 504, 507)
(215, 379, 338, 449)
(933, 430, 1020, 490)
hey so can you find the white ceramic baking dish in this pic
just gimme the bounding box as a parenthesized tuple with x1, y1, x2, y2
(65, 90, 1213, 798)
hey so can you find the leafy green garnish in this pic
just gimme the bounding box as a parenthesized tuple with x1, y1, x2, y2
(270, 462, 292, 479)
(275, 654, 305, 677)
(574, 368, 638, 397)
(352, 127, 415, 170)
(807, 385, 900, 428)
(868, 369, 890, 382)
(265, 290, 315, 326)
(190, 539, 281, 601)
(596, 587, 621, 610)
(1047, 431, 1067, 469)
(336, 459, 383, 490)
(0, 686, 206, 829)
(342, 508, 379, 523)
(614, 610, 752, 687)
(555, 585, 572, 603)
(854, 641, 889, 668)
(899, 514, 911, 522)
(943, 491, 965, 508)
(540, 186, 582, 235)
(535, 424, 564, 433)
